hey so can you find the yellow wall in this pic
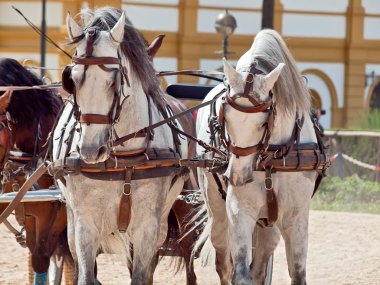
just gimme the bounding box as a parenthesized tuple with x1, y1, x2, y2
(1, 0, 380, 128)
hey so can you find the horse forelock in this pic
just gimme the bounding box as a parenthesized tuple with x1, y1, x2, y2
(79, 7, 167, 114)
(247, 29, 311, 118)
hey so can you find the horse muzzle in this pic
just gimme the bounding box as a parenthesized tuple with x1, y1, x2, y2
(79, 144, 110, 164)
(224, 164, 253, 187)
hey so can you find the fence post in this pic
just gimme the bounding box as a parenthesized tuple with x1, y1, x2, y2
(376, 137, 380, 183)
(333, 136, 345, 178)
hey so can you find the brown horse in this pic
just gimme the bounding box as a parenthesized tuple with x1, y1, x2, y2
(0, 58, 74, 285)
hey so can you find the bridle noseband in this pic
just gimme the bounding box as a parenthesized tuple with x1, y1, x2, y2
(220, 64, 275, 157)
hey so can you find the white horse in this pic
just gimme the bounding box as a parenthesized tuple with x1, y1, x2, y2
(52, 7, 191, 284)
(197, 29, 327, 284)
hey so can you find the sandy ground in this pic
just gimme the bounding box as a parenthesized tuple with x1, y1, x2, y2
(0, 210, 379, 285)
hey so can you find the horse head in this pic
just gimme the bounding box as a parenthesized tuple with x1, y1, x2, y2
(222, 58, 285, 186)
(65, 12, 126, 163)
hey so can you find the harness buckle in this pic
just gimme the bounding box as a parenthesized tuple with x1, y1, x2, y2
(246, 73, 254, 84)
(123, 183, 132, 196)
(264, 177, 273, 191)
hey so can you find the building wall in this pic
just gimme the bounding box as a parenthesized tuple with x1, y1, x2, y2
(1, 0, 380, 128)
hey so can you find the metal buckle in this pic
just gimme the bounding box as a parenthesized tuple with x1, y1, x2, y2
(123, 183, 131, 196)
(246, 73, 254, 83)
(264, 177, 273, 191)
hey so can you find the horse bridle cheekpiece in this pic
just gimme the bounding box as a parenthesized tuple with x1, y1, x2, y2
(62, 27, 128, 125)
(220, 64, 276, 157)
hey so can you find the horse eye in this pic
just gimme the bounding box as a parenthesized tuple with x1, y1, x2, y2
(72, 75, 81, 85)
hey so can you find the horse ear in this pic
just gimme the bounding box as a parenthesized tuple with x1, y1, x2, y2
(66, 13, 83, 41)
(110, 12, 126, 43)
(147, 35, 165, 61)
(223, 58, 239, 83)
(0, 90, 12, 114)
(264, 63, 285, 91)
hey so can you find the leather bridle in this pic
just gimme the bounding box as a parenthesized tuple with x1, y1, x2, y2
(219, 64, 276, 157)
(67, 28, 128, 126)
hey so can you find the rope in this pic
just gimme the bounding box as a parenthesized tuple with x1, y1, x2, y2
(330, 153, 380, 171)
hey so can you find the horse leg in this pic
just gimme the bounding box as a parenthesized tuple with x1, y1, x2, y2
(53, 227, 75, 285)
(65, 206, 79, 285)
(73, 214, 100, 284)
(202, 172, 232, 285)
(130, 179, 172, 285)
(251, 225, 281, 284)
(225, 186, 256, 285)
(28, 252, 34, 285)
(130, 212, 161, 285)
(22, 211, 50, 285)
(281, 210, 310, 285)
(172, 202, 197, 285)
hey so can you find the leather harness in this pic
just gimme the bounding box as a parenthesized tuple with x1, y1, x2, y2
(210, 64, 330, 227)
(5, 28, 329, 233)
(57, 28, 224, 232)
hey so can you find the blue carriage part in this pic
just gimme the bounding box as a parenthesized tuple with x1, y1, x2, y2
(0, 189, 63, 203)
(166, 84, 216, 101)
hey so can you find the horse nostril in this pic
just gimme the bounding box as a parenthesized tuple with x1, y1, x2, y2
(97, 145, 108, 159)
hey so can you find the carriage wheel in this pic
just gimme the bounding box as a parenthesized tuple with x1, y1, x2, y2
(264, 254, 274, 285)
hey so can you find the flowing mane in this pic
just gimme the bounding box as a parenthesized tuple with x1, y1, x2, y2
(74, 7, 166, 111)
(0, 58, 62, 129)
(238, 29, 311, 116)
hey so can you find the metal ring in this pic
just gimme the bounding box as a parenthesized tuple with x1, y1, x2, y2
(264, 177, 272, 190)
(123, 183, 131, 196)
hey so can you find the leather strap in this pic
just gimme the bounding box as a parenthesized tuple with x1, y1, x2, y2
(212, 173, 226, 200)
(80, 114, 112, 124)
(229, 144, 261, 157)
(256, 168, 278, 227)
(80, 166, 185, 181)
(0, 163, 48, 225)
(225, 94, 272, 113)
(118, 167, 133, 233)
(113, 88, 226, 148)
(3, 219, 22, 235)
(72, 56, 120, 66)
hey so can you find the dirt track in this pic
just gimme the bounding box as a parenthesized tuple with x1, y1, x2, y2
(1, 210, 380, 284)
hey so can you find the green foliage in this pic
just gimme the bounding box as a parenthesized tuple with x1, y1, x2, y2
(357, 110, 380, 130)
(312, 176, 380, 214)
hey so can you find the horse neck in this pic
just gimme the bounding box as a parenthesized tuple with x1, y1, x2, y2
(113, 59, 166, 151)
(270, 110, 316, 145)
(13, 110, 57, 154)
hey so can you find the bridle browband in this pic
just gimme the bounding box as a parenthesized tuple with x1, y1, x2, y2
(68, 27, 128, 125)
(220, 64, 276, 157)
